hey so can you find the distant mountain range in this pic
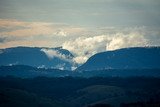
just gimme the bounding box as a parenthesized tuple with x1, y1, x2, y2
(0, 46, 160, 78)
(77, 47, 160, 71)
(0, 47, 75, 70)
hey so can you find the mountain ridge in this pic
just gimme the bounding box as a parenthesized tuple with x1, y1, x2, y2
(76, 47, 160, 71)
(0, 46, 75, 70)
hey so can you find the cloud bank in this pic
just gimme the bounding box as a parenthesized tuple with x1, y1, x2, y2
(62, 32, 149, 64)
(40, 48, 72, 62)
(0, 19, 86, 48)
(0, 19, 160, 65)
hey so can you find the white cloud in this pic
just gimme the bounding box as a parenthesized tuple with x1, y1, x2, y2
(71, 66, 77, 71)
(40, 48, 72, 62)
(73, 56, 88, 64)
(62, 32, 149, 64)
(105, 33, 148, 50)
(54, 63, 66, 70)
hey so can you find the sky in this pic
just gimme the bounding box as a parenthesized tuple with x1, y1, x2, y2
(0, 0, 160, 64)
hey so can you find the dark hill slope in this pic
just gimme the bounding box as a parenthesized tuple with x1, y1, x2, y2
(0, 47, 74, 70)
(76, 47, 160, 71)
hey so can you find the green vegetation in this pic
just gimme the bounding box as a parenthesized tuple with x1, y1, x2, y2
(0, 76, 160, 107)
(0, 88, 64, 107)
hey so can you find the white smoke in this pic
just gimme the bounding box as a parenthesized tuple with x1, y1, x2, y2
(62, 32, 149, 64)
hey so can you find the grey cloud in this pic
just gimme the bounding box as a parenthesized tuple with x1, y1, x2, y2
(0, 37, 6, 43)
(0, 0, 160, 27)
(0, 35, 24, 44)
